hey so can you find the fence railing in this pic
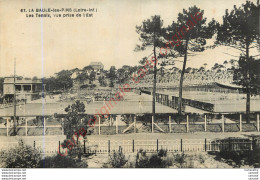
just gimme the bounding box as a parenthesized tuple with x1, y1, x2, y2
(0, 140, 60, 155)
(85, 138, 256, 154)
(0, 138, 258, 156)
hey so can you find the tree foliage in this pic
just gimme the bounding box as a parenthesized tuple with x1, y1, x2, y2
(76, 73, 89, 84)
(89, 71, 96, 83)
(108, 66, 117, 88)
(234, 56, 260, 95)
(62, 100, 89, 159)
(44, 70, 73, 91)
(217, 1, 259, 52)
(56, 70, 73, 90)
(64, 100, 86, 139)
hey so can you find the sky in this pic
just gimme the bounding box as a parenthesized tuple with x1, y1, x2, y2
(0, 0, 259, 78)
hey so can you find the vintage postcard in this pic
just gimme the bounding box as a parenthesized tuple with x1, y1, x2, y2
(0, 0, 259, 172)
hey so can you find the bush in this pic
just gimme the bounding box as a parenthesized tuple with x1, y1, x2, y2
(213, 150, 260, 168)
(135, 149, 150, 168)
(210, 137, 260, 168)
(61, 140, 84, 160)
(40, 155, 87, 168)
(0, 140, 41, 168)
(148, 154, 167, 168)
(173, 153, 185, 165)
(135, 149, 169, 168)
(106, 146, 128, 168)
(158, 149, 167, 157)
(171, 153, 186, 168)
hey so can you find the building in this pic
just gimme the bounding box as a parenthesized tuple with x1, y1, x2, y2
(3, 77, 45, 102)
(89, 61, 104, 76)
(71, 69, 83, 79)
(84, 66, 94, 76)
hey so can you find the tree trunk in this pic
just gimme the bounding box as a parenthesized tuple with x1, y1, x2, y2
(13, 79, 17, 135)
(152, 45, 157, 116)
(246, 91, 250, 123)
(245, 41, 250, 123)
(178, 39, 189, 116)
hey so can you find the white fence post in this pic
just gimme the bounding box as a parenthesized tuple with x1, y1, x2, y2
(61, 118, 64, 135)
(43, 117, 46, 136)
(186, 115, 189, 133)
(257, 114, 259, 132)
(152, 116, 154, 133)
(222, 115, 225, 133)
(99, 116, 101, 135)
(6, 118, 9, 136)
(116, 116, 118, 134)
(240, 114, 242, 132)
(204, 114, 207, 132)
(169, 116, 172, 133)
(25, 118, 28, 136)
(134, 115, 136, 133)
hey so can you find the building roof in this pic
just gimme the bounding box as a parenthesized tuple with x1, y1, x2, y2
(4, 77, 43, 84)
(89, 61, 104, 70)
(90, 61, 103, 66)
(215, 82, 244, 90)
(72, 68, 83, 73)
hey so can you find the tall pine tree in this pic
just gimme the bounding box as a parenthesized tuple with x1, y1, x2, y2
(217, 1, 260, 122)
(166, 6, 216, 115)
(136, 15, 165, 115)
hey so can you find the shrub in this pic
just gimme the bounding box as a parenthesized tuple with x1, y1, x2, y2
(198, 154, 205, 164)
(148, 154, 167, 168)
(40, 155, 87, 168)
(210, 137, 260, 168)
(107, 146, 128, 168)
(135, 149, 150, 168)
(213, 150, 260, 168)
(0, 140, 41, 168)
(61, 140, 84, 160)
(158, 149, 167, 157)
(172, 153, 186, 168)
(135, 149, 169, 168)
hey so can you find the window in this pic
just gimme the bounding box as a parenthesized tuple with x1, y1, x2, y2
(23, 85, 31, 91)
(15, 85, 21, 91)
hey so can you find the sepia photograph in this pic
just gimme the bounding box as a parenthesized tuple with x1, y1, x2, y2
(0, 0, 259, 174)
